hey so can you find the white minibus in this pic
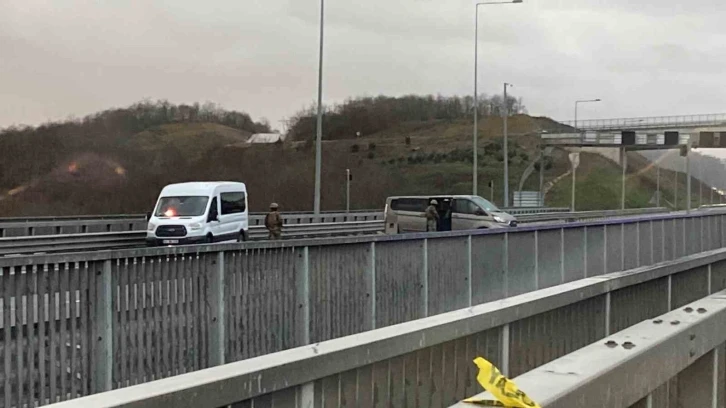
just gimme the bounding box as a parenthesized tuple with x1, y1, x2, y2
(146, 182, 249, 246)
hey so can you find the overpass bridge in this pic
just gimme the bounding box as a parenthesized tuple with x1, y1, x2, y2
(559, 112, 726, 132)
(3, 208, 726, 407)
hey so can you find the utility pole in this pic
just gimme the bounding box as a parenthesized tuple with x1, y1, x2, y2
(345, 169, 351, 213)
(313, 0, 325, 215)
(503, 82, 512, 207)
(471, 0, 523, 195)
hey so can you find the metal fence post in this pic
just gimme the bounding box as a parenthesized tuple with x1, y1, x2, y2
(501, 324, 510, 377)
(421, 239, 429, 318)
(650, 220, 662, 265)
(467, 235, 473, 306)
(635, 222, 640, 267)
(504, 233, 510, 297)
(208, 252, 225, 366)
(560, 228, 566, 284)
(604, 292, 611, 336)
(534, 230, 540, 289)
(92, 260, 112, 393)
(603, 225, 609, 275)
(668, 275, 673, 312)
(583, 226, 589, 279)
(621, 223, 626, 271)
(296, 246, 311, 346)
(367, 242, 377, 330)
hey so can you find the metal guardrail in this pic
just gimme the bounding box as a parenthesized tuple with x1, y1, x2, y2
(0, 211, 383, 237)
(0, 209, 378, 222)
(0, 208, 570, 238)
(516, 207, 669, 223)
(0, 208, 671, 256)
(0, 207, 575, 238)
(0, 207, 566, 225)
(0, 221, 384, 256)
(450, 291, 726, 408)
(38, 245, 726, 408)
(505, 206, 569, 215)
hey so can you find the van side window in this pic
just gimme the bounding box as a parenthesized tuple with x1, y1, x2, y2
(221, 192, 247, 215)
(391, 198, 427, 212)
(453, 199, 480, 215)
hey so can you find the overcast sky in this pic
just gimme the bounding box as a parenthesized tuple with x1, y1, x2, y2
(1, 0, 725, 133)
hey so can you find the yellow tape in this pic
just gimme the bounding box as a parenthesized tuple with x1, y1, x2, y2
(463, 357, 541, 408)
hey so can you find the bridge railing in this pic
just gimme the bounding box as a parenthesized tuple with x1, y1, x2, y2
(0, 208, 569, 237)
(2, 210, 725, 406)
(559, 112, 726, 131)
(36, 245, 726, 408)
(450, 290, 726, 408)
(0, 211, 383, 237)
(0, 220, 386, 256)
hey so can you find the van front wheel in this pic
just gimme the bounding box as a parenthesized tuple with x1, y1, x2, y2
(206, 234, 214, 244)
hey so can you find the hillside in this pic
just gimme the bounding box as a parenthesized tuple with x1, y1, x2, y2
(0, 99, 717, 216)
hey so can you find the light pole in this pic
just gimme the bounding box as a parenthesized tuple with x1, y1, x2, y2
(345, 169, 351, 213)
(313, 0, 325, 215)
(503, 82, 513, 207)
(472, 0, 523, 197)
(574, 99, 601, 131)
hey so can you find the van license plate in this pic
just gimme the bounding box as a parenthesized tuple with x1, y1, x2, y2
(163, 240, 179, 244)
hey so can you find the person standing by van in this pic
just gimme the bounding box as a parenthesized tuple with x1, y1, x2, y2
(426, 199, 439, 232)
(265, 203, 283, 240)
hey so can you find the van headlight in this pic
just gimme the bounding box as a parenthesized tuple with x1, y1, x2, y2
(147, 223, 156, 232)
(493, 216, 506, 224)
(189, 223, 202, 231)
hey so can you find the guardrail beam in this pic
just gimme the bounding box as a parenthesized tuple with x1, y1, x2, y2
(449, 290, 726, 408)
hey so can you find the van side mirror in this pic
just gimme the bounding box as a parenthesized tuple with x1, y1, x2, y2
(474, 208, 486, 216)
(208, 212, 219, 222)
(145, 211, 152, 221)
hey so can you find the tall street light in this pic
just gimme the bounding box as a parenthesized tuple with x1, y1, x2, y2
(574, 99, 601, 131)
(503, 82, 513, 207)
(472, 0, 523, 198)
(313, 0, 325, 215)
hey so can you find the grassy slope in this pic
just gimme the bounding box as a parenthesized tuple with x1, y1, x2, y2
(0, 116, 714, 216)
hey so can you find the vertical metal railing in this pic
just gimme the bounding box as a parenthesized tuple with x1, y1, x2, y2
(0, 211, 724, 407)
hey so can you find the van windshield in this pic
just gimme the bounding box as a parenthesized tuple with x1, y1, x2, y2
(155, 196, 209, 217)
(471, 196, 500, 212)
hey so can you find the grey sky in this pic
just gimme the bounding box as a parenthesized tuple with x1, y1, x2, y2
(1, 0, 725, 134)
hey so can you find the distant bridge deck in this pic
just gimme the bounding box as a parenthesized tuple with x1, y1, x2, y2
(558, 112, 726, 132)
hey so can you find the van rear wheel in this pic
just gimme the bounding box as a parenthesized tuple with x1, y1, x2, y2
(237, 230, 247, 242)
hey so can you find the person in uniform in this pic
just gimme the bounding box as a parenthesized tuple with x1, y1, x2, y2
(265, 203, 283, 240)
(425, 199, 439, 232)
